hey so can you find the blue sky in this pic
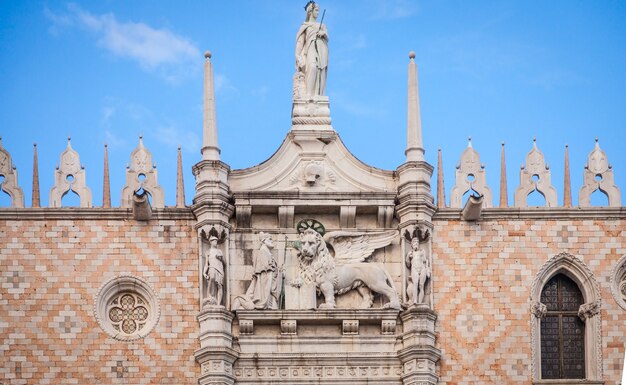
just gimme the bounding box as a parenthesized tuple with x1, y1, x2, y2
(1, 1, 625, 208)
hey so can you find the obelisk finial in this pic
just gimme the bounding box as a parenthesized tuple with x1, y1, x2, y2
(202, 51, 220, 161)
(437, 148, 446, 208)
(405, 51, 424, 162)
(176, 146, 185, 208)
(32, 143, 40, 208)
(563, 144, 572, 208)
(103, 144, 111, 208)
(499, 142, 508, 208)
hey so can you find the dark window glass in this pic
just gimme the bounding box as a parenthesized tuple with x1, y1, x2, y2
(540, 274, 585, 379)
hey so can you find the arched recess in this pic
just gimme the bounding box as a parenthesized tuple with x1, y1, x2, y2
(530, 252, 603, 383)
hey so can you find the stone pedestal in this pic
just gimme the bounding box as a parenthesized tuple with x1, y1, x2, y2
(291, 98, 332, 130)
(398, 305, 441, 385)
(195, 308, 239, 385)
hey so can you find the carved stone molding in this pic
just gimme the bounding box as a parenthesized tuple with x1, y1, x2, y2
(121, 137, 165, 208)
(0, 138, 24, 208)
(93, 275, 160, 341)
(609, 254, 626, 311)
(514, 139, 557, 207)
(579, 139, 621, 207)
(49, 138, 92, 208)
(450, 138, 492, 208)
(233, 364, 403, 383)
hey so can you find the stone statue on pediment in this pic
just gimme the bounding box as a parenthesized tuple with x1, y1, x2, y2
(294, 1, 328, 99)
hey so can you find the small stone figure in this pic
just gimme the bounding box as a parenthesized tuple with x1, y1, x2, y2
(406, 237, 431, 305)
(233, 233, 283, 310)
(295, 1, 328, 98)
(203, 235, 224, 307)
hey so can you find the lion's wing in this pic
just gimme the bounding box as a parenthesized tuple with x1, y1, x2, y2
(324, 230, 397, 264)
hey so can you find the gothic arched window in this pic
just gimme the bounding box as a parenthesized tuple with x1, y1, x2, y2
(540, 274, 585, 379)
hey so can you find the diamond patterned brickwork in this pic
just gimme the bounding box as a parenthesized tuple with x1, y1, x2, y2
(432, 218, 626, 384)
(0, 217, 198, 384)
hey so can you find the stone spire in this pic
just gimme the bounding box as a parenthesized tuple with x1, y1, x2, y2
(405, 51, 424, 162)
(102, 144, 111, 208)
(563, 144, 572, 208)
(202, 51, 220, 161)
(176, 146, 185, 208)
(499, 142, 508, 208)
(32, 143, 40, 208)
(437, 148, 445, 208)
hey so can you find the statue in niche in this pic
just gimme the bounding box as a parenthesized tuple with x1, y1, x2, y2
(404, 227, 431, 307)
(291, 220, 402, 310)
(294, 1, 328, 99)
(202, 229, 226, 307)
(233, 233, 283, 310)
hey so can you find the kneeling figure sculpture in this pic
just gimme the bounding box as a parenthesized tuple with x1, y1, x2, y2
(293, 228, 402, 310)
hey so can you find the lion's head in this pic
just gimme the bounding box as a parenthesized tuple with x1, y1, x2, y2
(298, 228, 325, 264)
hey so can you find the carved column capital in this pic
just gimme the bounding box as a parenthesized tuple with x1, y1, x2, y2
(578, 300, 601, 321)
(530, 301, 547, 319)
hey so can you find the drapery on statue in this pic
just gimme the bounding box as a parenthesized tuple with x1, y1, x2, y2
(295, 1, 328, 99)
(404, 228, 431, 306)
(203, 235, 224, 306)
(233, 233, 283, 310)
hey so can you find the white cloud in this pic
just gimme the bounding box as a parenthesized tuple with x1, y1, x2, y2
(154, 126, 200, 154)
(251, 85, 271, 101)
(214, 74, 239, 96)
(368, 0, 418, 20)
(46, 4, 201, 83)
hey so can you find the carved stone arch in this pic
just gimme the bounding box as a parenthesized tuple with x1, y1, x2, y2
(530, 252, 602, 383)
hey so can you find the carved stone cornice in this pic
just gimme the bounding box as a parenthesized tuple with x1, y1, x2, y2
(433, 206, 626, 220)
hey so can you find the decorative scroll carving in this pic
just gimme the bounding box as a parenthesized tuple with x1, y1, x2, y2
(404, 226, 432, 308)
(514, 139, 557, 207)
(292, 220, 401, 310)
(530, 301, 547, 319)
(579, 139, 621, 207)
(450, 138, 492, 208)
(233, 232, 283, 310)
(0, 138, 24, 207)
(578, 300, 601, 321)
(49, 138, 92, 208)
(121, 137, 164, 208)
(201, 227, 227, 308)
